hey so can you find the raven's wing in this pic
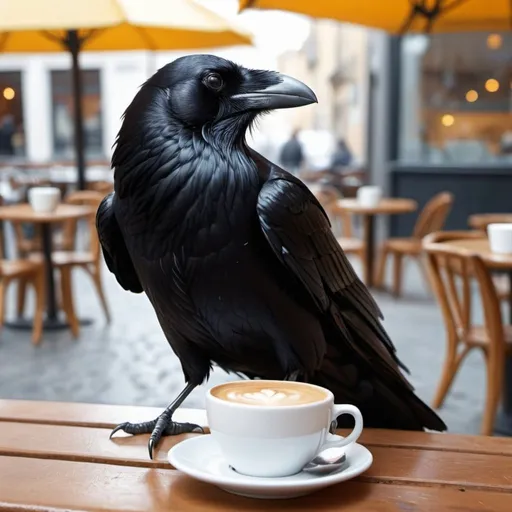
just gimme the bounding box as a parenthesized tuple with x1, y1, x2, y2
(256, 166, 408, 384)
(96, 192, 143, 294)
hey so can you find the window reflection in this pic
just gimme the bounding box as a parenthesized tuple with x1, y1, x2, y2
(399, 32, 512, 164)
(51, 69, 103, 159)
(0, 71, 25, 158)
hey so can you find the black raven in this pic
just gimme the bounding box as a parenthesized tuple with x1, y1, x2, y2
(97, 55, 446, 458)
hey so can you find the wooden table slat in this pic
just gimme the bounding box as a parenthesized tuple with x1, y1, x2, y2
(0, 399, 206, 429)
(1, 456, 511, 512)
(0, 422, 511, 492)
(2, 400, 512, 456)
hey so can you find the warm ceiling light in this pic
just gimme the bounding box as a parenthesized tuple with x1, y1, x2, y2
(465, 90, 478, 102)
(485, 78, 500, 92)
(487, 33, 502, 49)
(2, 87, 15, 100)
(441, 114, 455, 127)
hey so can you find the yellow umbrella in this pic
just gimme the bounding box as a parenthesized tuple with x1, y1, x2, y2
(239, 0, 511, 33)
(0, 0, 252, 188)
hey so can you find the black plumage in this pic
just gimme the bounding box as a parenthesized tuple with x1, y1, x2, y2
(97, 55, 446, 458)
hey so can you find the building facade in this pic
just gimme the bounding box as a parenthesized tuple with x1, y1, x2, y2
(277, 20, 371, 166)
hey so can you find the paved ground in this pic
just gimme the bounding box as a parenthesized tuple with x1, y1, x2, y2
(0, 251, 490, 435)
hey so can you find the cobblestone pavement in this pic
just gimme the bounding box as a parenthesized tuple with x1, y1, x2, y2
(0, 256, 489, 435)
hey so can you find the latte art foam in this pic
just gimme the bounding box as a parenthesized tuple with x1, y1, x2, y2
(211, 381, 328, 406)
(226, 388, 303, 405)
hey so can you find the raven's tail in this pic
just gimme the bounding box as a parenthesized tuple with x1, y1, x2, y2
(311, 311, 447, 432)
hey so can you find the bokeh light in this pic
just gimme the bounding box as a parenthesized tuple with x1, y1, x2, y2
(465, 90, 478, 103)
(2, 87, 15, 100)
(441, 114, 455, 127)
(485, 78, 500, 92)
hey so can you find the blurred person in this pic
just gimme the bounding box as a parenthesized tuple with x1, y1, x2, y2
(278, 129, 304, 175)
(330, 138, 353, 170)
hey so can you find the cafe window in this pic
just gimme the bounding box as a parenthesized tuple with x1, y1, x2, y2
(0, 71, 25, 158)
(398, 32, 512, 165)
(51, 69, 104, 159)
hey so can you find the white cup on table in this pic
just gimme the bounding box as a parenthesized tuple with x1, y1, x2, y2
(356, 186, 382, 207)
(488, 223, 512, 254)
(28, 187, 61, 213)
(205, 380, 363, 478)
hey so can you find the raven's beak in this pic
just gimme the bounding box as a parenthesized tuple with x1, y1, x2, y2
(232, 73, 317, 111)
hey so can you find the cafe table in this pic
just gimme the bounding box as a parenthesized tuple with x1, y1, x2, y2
(0, 203, 93, 330)
(331, 198, 418, 287)
(0, 399, 511, 511)
(468, 213, 512, 232)
(437, 237, 512, 437)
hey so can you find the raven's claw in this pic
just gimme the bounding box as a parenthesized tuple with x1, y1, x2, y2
(148, 419, 204, 459)
(109, 419, 157, 439)
(110, 416, 203, 458)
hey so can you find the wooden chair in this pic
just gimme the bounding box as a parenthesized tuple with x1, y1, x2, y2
(0, 200, 45, 344)
(88, 180, 114, 196)
(375, 191, 454, 297)
(314, 185, 365, 261)
(331, 208, 365, 260)
(59, 191, 111, 335)
(25, 191, 110, 337)
(423, 231, 512, 435)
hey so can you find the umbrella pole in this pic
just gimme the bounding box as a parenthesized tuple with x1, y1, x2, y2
(66, 30, 86, 190)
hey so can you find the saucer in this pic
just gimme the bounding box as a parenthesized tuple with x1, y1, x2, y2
(168, 435, 373, 499)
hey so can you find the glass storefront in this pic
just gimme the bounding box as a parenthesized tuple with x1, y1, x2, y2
(0, 71, 25, 158)
(399, 32, 512, 165)
(51, 69, 103, 159)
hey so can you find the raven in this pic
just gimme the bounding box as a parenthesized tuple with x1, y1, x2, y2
(97, 54, 446, 459)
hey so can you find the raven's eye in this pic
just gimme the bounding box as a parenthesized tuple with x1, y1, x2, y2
(205, 73, 223, 91)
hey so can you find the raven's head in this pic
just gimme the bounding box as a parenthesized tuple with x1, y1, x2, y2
(118, 54, 317, 152)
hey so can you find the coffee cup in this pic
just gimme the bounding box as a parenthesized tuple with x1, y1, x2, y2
(28, 186, 61, 213)
(488, 223, 512, 254)
(206, 380, 363, 478)
(356, 185, 382, 207)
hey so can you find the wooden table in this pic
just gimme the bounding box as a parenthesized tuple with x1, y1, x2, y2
(0, 203, 93, 330)
(1, 400, 511, 511)
(469, 213, 512, 232)
(440, 237, 512, 436)
(332, 198, 418, 287)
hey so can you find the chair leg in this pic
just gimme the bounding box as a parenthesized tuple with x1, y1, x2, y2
(90, 267, 111, 324)
(0, 278, 7, 331)
(417, 256, 433, 295)
(432, 343, 470, 409)
(60, 267, 80, 338)
(481, 349, 504, 436)
(392, 252, 404, 297)
(31, 270, 45, 345)
(16, 277, 27, 317)
(375, 245, 389, 289)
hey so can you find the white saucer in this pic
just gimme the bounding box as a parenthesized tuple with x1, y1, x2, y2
(168, 434, 373, 499)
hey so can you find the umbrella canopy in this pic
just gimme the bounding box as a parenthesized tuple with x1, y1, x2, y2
(239, 0, 512, 33)
(0, 0, 252, 188)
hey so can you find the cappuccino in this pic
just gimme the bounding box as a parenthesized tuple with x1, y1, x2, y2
(211, 381, 327, 406)
(206, 380, 364, 477)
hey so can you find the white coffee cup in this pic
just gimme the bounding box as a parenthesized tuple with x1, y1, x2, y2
(206, 380, 363, 478)
(488, 223, 512, 254)
(357, 185, 382, 207)
(28, 186, 61, 213)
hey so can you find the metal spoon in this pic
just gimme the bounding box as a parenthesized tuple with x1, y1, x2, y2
(302, 448, 347, 475)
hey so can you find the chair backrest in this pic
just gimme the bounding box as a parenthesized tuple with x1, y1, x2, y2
(88, 180, 114, 195)
(412, 192, 454, 239)
(423, 235, 504, 353)
(312, 185, 355, 237)
(62, 191, 104, 260)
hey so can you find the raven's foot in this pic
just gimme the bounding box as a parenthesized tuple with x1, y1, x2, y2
(110, 414, 204, 459)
